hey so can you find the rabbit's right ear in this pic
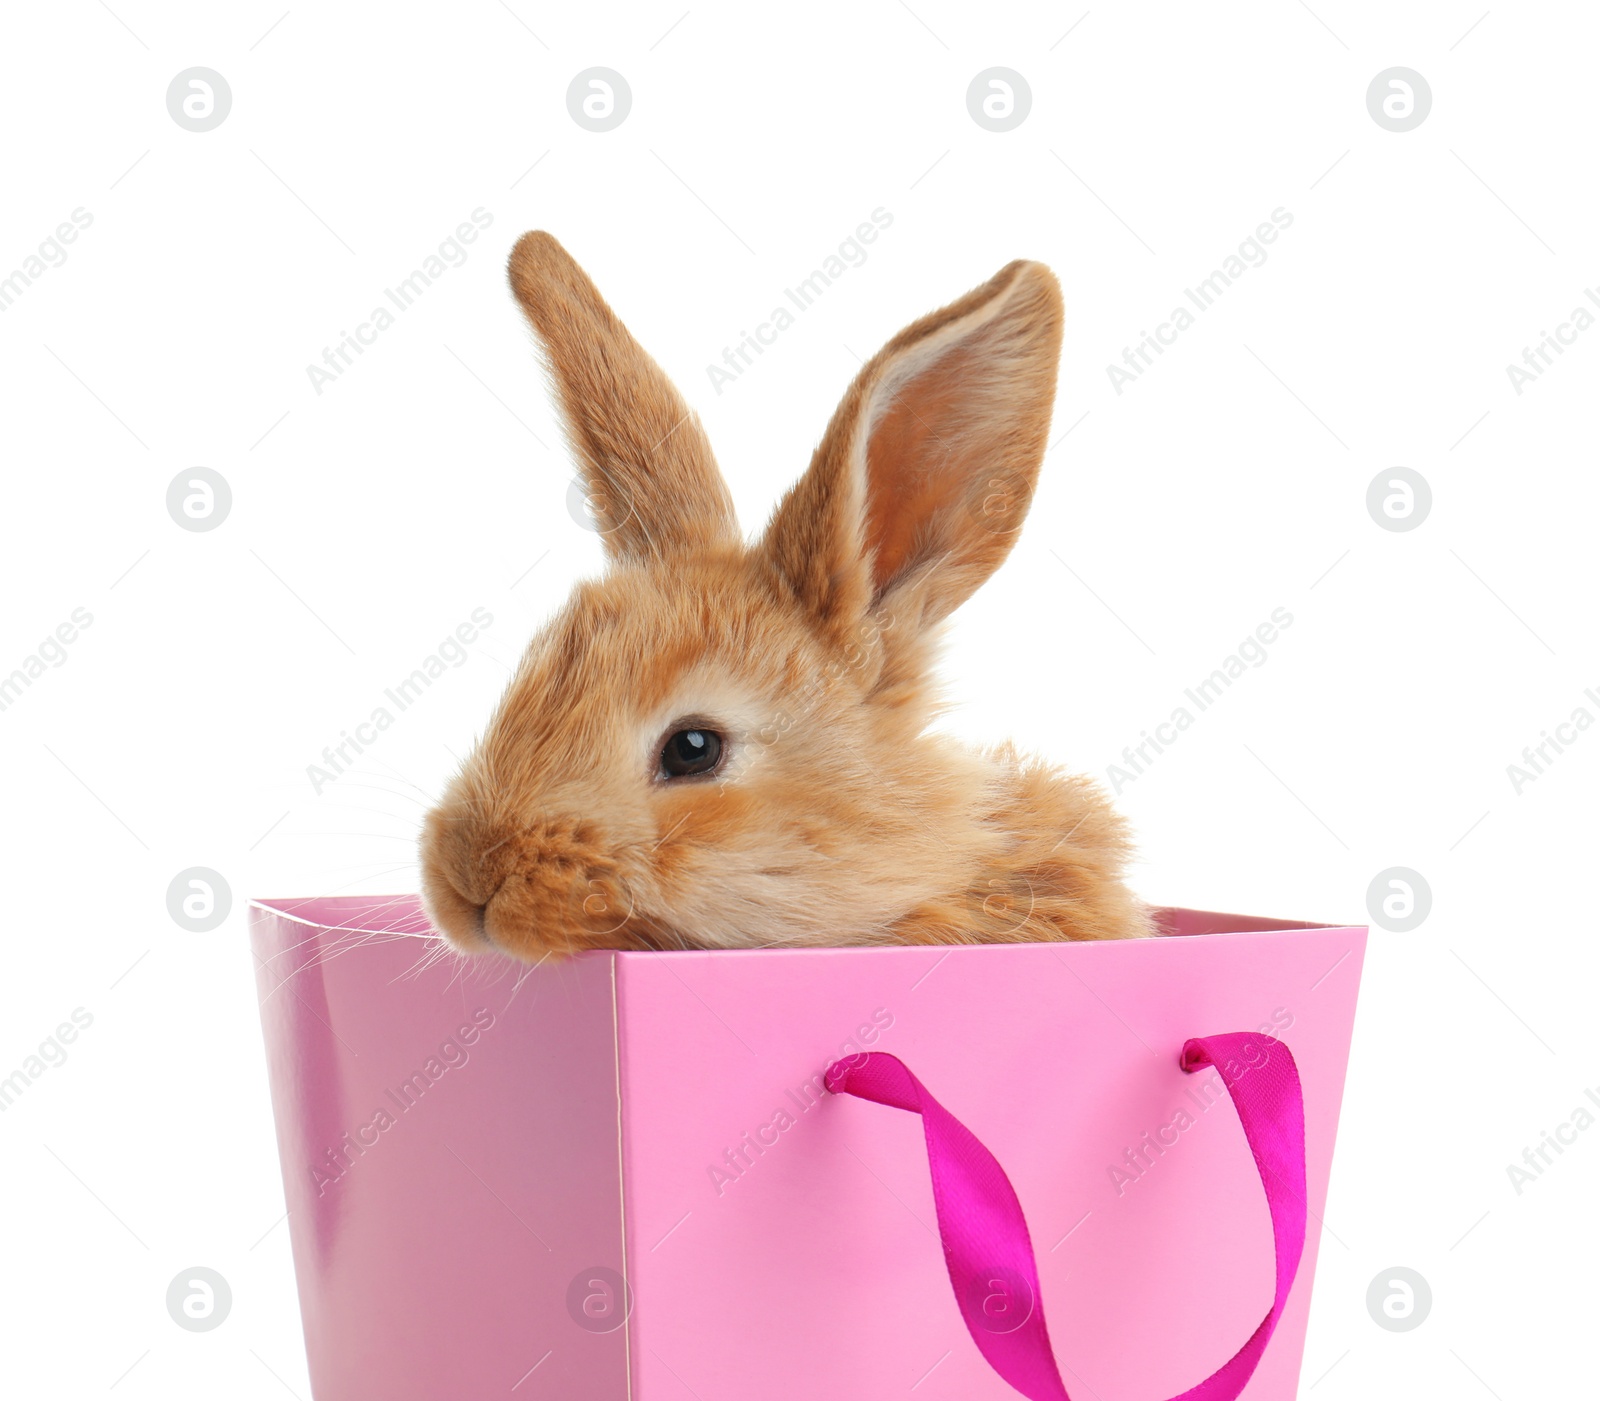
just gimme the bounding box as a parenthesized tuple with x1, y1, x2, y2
(508, 232, 738, 564)
(759, 259, 1063, 645)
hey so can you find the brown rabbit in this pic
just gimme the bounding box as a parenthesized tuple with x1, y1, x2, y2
(419, 232, 1153, 959)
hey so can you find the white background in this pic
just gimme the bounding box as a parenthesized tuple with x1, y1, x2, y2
(2, 2, 1596, 1396)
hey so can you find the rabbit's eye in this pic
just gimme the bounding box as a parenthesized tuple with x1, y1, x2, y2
(661, 728, 723, 778)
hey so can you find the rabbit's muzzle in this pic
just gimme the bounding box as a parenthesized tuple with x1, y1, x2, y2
(423, 811, 644, 959)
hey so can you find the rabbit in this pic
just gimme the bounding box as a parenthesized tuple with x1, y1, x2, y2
(419, 231, 1153, 959)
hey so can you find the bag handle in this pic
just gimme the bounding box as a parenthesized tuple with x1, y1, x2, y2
(824, 1032, 1306, 1401)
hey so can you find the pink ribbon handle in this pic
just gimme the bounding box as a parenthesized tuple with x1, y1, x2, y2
(824, 1032, 1306, 1401)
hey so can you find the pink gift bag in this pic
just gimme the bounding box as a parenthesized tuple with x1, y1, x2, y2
(250, 896, 1365, 1400)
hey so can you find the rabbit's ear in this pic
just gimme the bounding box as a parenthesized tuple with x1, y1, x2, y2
(508, 232, 738, 563)
(761, 260, 1062, 640)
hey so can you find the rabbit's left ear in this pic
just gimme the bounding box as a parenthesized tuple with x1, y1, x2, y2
(509, 231, 738, 564)
(760, 259, 1064, 642)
